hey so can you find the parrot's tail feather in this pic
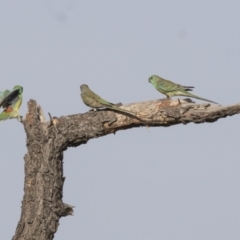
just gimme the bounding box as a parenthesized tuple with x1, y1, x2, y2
(110, 106, 136, 116)
(109, 106, 144, 121)
(186, 92, 218, 104)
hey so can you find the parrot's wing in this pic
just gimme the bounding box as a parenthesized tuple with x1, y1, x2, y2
(158, 79, 194, 93)
(98, 97, 115, 107)
(0, 88, 21, 108)
(0, 90, 10, 106)
(84, 87, 116, 108)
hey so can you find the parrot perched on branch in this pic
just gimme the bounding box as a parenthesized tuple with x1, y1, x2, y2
(148, 75, 218, 104)
(80, 84, 140, 118)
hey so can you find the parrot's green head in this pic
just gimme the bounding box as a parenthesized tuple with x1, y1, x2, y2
(148, 75, 159, 84)
(13, 85, 23, 94)
(80, 84, 89, 93)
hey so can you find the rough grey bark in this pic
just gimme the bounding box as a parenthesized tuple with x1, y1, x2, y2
(13, 98, 240, 240)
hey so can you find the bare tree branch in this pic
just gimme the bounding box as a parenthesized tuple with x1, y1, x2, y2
(13, 98, 240, 240)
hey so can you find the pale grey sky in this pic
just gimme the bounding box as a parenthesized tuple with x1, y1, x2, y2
(1, 0, 240, 239)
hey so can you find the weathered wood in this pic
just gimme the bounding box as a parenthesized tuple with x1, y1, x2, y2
(13, 98, 240, 239)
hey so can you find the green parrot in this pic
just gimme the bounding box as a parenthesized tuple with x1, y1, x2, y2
(80, 84, 139, 117)
(148, 75, 218, 104)
(0, 85, 23, 121)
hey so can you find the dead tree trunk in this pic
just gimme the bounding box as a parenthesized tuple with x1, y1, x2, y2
(12, 99, 240, 240)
